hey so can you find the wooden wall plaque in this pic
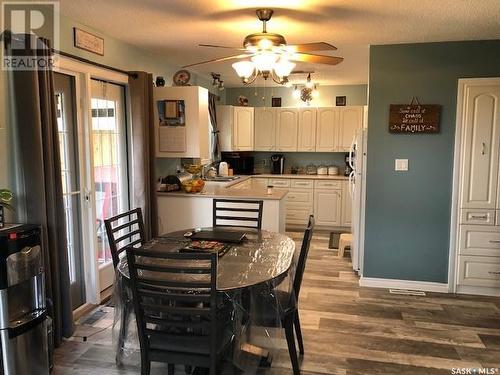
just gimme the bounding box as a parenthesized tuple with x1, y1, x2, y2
(389, 104, 441, 133)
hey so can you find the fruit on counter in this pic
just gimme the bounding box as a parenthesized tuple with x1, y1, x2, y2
(181, 179, 205, 193)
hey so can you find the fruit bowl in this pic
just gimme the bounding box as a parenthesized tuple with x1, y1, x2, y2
(183, 164, 203, 175)
(181, 179, 205, 193)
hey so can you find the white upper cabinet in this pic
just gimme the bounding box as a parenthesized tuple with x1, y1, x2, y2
(275, 108, 299, 151)
(298, 108, 317, 151)
(233, 106, 254, 151)
(338, 106, 364, 151)
(461, 84, 500, 209)
(217, 105, 254, 151)
(316, 107, 338, 152)
(254, 107, 275, 151)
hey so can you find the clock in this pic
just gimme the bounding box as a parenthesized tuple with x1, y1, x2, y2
(173, 70, 191, 86)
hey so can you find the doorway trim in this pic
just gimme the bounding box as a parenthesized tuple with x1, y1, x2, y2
(448, 77, 500, 295)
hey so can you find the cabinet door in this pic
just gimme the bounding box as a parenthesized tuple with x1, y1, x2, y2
(254, 107, 275, 151)
(316, 108, 338, 152)
(342, 181, 352, 227)
(461, 84, 500, 209)
(275, 108, 298, 151)
(233, 107, 254, 151)
(314, 189, 342, 226)
(338, 106, 363, 151)
(298, 108, 317, 151)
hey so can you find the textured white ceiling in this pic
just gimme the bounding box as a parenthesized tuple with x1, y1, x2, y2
(59, 0, 500, 86)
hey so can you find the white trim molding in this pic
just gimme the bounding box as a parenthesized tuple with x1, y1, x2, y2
(359, 277, 450, 293)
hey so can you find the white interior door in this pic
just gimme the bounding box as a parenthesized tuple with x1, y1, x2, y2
(90, 79, 129, 292)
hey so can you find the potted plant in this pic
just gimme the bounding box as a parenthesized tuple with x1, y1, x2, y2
(0, 189, 14, 229)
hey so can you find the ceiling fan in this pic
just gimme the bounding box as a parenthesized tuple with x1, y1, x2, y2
(183, 9, 344, 85)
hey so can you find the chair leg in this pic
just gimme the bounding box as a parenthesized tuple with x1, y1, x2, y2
(284, 316, 300, 375)
(140, 351, 150, 375)
(168, 363, 175, 375)
(116, 302, 130, 365)
(294, 311, 305, 355)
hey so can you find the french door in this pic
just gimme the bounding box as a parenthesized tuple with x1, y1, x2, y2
(90, 79, 129, 292)
(54, 72, 86, 310)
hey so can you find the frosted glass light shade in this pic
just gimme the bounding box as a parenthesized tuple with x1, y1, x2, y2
(274, 59, 295, 78)
(251, 52, 278, 72)
(232, 61, 255, 79)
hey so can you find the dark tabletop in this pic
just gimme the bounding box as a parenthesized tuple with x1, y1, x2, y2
(116, 228, 296, 291)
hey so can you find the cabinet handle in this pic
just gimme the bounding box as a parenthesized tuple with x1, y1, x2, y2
(488, 271, 500, 276)
(470, 215, 488, 220)
(489, 240, 500, 244)
(481, 142, 486, 155)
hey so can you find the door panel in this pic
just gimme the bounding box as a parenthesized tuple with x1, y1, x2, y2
(254, 107, 275, 151)
(275, 108, 298, 151)
(54, 72, 86, 310)
(314, 189, 342, 226)
(90, 79, 129, 292)
(461, 85, 500, 209)
(316, 108, 338, 151)
(298, 108, 317, 151)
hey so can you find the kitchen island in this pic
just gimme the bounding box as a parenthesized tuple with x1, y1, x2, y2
(156, 176, 288, 234)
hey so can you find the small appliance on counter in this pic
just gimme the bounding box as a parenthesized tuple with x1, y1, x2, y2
(317, 165, 328, 175)
(305, 164, 317, 175)
(0, 224, 49, 375)
(328, 166, 339, 175)
(344, 153, 353, 176)
(270, 154, 285, 174)
(163, 172, 193, 191)
(218, 161, 229, 177)
(221, 152, 254, 175)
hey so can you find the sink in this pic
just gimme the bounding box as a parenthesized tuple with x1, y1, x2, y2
(204, 176, 240, 182)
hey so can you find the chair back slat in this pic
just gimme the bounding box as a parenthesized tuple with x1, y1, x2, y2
(293, 215, 315, 299)
(213, 199, 264, 229)
(104, 208, 145, 268)
(126, 247, 218, 369)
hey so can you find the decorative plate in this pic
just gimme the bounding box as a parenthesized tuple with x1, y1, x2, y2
(173, 70, 191, 86)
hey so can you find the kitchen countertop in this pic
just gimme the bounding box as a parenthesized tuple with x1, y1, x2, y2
(157, 176, 287, 200)
(253, 174, 349, 180)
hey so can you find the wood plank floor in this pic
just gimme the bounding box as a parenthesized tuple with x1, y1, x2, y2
(53, 231, 500, 374)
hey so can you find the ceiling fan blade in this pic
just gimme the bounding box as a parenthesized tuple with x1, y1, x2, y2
(199, 44, 245, 51)
(291, 52, 344, 66)
(182, 53, 251, 68)
(287, 42, 337, 52)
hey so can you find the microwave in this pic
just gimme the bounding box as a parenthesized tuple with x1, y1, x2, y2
(221, 152, 254, 175)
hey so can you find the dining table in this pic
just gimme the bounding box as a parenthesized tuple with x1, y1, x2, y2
(113, 227, 297, 370)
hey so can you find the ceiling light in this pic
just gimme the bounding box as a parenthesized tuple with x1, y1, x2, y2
(251, 52, 279, 72)
(273, 58, 295, 78)
(258, 38, 273, 50)
(305, 73, 314, 89)
(218, 80, 224, 91)
(232, 61, 255, 79)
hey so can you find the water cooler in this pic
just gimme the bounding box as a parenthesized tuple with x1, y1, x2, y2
(0, 224, 49, 375)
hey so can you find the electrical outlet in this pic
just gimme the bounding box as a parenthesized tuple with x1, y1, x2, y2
(395, 159, 408, 171)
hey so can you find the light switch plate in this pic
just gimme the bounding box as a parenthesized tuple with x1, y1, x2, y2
(395, 159, 409, 171)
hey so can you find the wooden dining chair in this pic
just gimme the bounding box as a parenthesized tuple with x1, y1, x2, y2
(254, 215, 315, 375)
(125, 247, 233, 375)
(104, 208, 145, 365)
(213, 199, 264, 229)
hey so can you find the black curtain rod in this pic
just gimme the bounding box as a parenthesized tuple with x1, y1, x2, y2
(53, 49, 137, 78)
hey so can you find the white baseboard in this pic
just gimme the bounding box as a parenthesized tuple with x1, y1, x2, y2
(456, 285, 500, 297)
(359, 277, 450, 293)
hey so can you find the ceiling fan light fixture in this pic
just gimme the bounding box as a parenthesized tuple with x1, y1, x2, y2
(251, 52, 278, 72)
(274, 58, 295, 78)
(305, 73, 314, 89)
(232, 61, 255, 79)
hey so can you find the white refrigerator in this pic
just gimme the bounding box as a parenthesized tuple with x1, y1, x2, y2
(348, 128, 367, 274)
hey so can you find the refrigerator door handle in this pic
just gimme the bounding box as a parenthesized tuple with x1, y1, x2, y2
(348, 170, 355, 198)
(348, 135, 356, 170)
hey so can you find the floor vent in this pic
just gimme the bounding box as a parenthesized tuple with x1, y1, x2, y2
(389, 289, 426, 296)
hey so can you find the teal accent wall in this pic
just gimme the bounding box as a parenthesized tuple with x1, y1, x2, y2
(225, 84, 367, 107)
(364, 40, 500, 283)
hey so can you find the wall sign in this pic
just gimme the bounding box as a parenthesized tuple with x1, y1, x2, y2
(74, 28, 104, 56)
(389, 99, 441, 133)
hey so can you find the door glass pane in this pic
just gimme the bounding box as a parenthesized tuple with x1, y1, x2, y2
(91, 80, 128, 268)
(55, 73, 86, 310)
